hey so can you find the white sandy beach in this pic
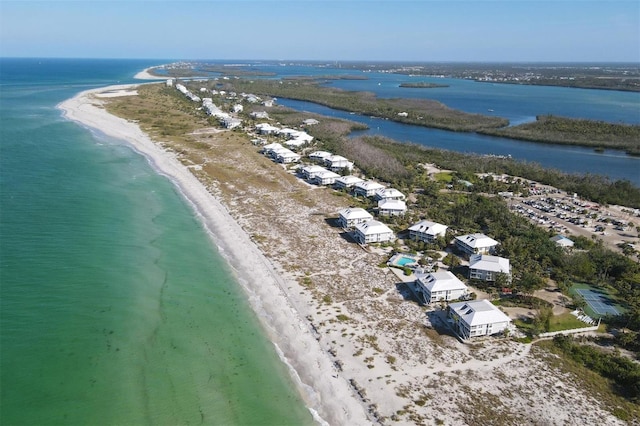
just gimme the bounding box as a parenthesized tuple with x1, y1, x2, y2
(133, 67, 164, 80)
(58, 83, 628, 426)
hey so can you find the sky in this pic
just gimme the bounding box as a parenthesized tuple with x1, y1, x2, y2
(0, 1, 638, 62)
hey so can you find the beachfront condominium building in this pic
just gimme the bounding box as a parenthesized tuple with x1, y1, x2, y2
(377, 199, 407, 216)
(275, 150, 301, 164)
(255, 123, 280, 135)
(448, 299, 512, 339)
(455, 233, 499, 256)
(334, 175, 364, 190)
(309, 151, 333, 163)
(353, 220, 395, 245)
(300, 165, 328, 181)
(313, 170, 341, 186)
(374, 188, 406, 201)
(408, 220, 448, 243)
(324, 155, 353, 172)
(354, 181, 386, 198)
(468, 254, 511, 282)
(414, 271, 468, 304)
(338, 207, 373, 228)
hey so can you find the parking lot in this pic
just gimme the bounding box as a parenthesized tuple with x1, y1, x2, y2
(503, 182, 639, 257)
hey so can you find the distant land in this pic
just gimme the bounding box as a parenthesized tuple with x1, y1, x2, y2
(399, 82, 449, 89)
(151, 61, 640, 92)
(350, 62, 640, 92)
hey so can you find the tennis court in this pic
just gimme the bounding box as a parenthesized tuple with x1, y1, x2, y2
(575, 288, 621, 316)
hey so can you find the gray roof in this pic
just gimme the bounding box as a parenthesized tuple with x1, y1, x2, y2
(417, 271, 467, 292)
(455, 233, 498, 249)
(449, 299, 511, 326)
(469, 254, 510, 273)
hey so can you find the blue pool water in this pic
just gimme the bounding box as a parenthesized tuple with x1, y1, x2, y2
(397, 256, 418, 266)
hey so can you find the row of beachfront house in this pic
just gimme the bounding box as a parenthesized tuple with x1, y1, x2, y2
(174, 82, 281, 130)
(338, 208, 511, 281)
(255, 123, 314, 148)
(412, 254, 510, 305)
(409, 267, 512, 338)
(408, 226, 512, 338)
(337, 208, 513, 338)
(301, 152, 514, 339)
(262, 143, 513, 339)
(341, 210, 513, 338)
(174, 79, 512, 339)
(174, 83, 243, 129)
(250, 107, 513, 339)
(175, 83, 201, 103)
(300, 153, 411, 218)
(262, 142, 301, 164)
(411, 260, 512, 338)
(202, 98, 243, 129)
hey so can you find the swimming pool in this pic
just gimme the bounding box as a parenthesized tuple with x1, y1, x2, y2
(396, 256, 418, 267)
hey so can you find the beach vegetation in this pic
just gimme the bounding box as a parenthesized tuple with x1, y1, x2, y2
(480, 115, 640, 156)
(399, 82, 449, 89)
(321, 133, 640, 208)
(538, 335, 640, 409)
(301, 276, 313, 288)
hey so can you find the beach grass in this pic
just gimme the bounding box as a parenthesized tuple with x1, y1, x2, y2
(533, 342, 640, 421)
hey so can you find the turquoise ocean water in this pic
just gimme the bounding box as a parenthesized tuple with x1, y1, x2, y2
(0, 59, 313, 425)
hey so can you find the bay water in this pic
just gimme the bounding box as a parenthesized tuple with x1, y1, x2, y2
(0, 58, 313, 425)
(192, 60, 640, 184)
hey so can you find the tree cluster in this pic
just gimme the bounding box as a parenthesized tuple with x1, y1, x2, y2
(481, 115, 640, 155)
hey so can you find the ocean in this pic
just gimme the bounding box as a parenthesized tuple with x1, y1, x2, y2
(0, 58, 313, 425)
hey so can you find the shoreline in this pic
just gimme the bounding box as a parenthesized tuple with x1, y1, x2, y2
(57, 82, 630, 425)
(57, 84, 371, 426)
(133, 66, 164, 80)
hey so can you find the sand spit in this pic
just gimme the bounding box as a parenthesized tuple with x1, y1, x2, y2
(58, 84, 626, 426)
(133, 67, 164, 80)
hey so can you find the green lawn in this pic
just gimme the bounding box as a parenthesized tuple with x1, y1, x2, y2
(434, 172, 453, 183)
(547, 312, 594, 332)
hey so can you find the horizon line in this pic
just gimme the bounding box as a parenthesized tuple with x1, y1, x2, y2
(2, 56, 639, 65)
